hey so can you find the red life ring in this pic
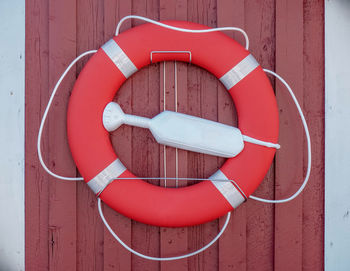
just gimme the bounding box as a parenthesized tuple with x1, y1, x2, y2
(67, 21, 279, 227)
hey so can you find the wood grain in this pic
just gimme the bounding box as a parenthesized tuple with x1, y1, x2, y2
(217, 1, 246, 270)
(129, 1, 161, 270)
(25, 0, 50, 269)
(25, 0, 325, 270)
(47, 0, 78, 270)
(75, 0, 105, 270)
(302, 1, 324, 270)
(275, 0, 304, 270)
(245, 1, 275, 270)
(159, 1, 189, 270)
(104, 1, 133, 271)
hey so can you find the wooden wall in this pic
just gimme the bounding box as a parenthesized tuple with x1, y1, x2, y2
(25, 0, 324, 270)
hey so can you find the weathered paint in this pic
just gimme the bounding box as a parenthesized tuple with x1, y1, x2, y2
(47, 1, 78, 270)
(325, 1, 350, 270)
(275, 1, 304, 269)
(303, 1, 325, 270)
(25, 0, 325, 270)
(0, 0, 25, 270)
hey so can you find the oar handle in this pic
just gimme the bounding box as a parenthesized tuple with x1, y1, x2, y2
(124, 115, 150, 129)
(103, 102, 151, 131)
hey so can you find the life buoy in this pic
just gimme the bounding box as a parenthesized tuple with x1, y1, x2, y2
(67, 21, 279, 227)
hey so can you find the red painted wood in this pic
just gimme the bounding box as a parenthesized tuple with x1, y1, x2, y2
(217, 1, 246, 270)
(47, 0, 78, 270)
(186, 1, 221, 270)
(245, 1, 275, 270)
(25, 0, 325, 270)
(104, 1, 133, 271)
(302, 1, 324, 270)
(275, 0, 304, 270)
(25, 0, 50, 270)
(159, 60, 189, 269)
(159, 1, 188, 270)
(75, 0, 104, 270)
(128, 2, 161, 270)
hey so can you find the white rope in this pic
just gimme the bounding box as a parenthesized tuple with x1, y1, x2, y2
(36, 15, 312, 262)
(37, 50, 97, 181)
(115, 16, 281, 151)
(249, 69, 312, 203)
(98, 197, 231, 261)
(115, 15, 249, 50)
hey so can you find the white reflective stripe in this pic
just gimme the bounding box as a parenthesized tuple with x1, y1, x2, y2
(220, 54, 259, 90)
(102, 39, 138, 78)
(87, 159, 126, 195)
(209, 170, 245, 208)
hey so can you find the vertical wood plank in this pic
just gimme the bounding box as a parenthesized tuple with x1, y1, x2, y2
(75, 0, 105, 270)
(275, 0, 304, 270)
(245, 1, 275, 270)
(187, 1, 220, 270)
(47, 0, 77, 270)
(196, 67, 220, 271)
(130, 1, 161, 270)
(158, 1, 189, 270)
(25, 1, 326, 270)
(303, 1, 324, 270)
(103, 1, 133, 271)
(216, 1, 246, 270)
(25, 0, 50, 270)
(159, 59, 188, 267)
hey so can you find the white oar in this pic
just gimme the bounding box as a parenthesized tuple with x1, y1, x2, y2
(103, 102, 279, 158)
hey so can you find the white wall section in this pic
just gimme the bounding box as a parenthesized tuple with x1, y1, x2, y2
(325, 1, 350, 270)
(0, 0, 25, 270)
